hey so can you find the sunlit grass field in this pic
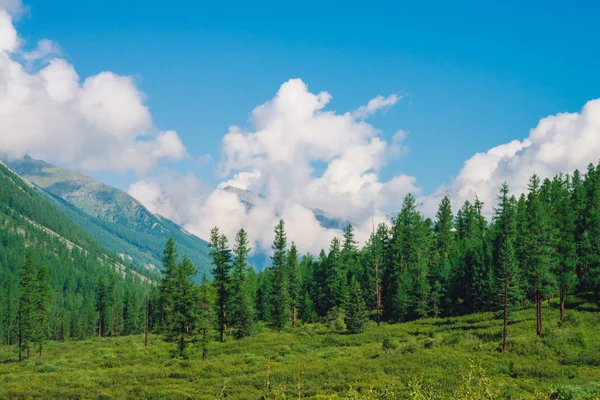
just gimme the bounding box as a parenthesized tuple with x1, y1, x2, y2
(2, 300, 600, 399)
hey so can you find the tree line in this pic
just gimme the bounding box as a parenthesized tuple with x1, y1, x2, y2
(5, 162, 600, 359)
(152, 163, 600, 356)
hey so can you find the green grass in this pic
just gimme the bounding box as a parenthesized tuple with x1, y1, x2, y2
(2, 302, 600, 399)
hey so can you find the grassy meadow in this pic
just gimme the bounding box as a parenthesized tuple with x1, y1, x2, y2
(2, 300, 600, 399)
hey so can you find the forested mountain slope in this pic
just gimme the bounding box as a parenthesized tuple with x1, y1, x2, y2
(4, 156, 212, 278)
(0, 162, 148, 343)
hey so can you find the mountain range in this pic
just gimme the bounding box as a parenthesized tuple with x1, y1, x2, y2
(3, 156, 212, 280)
(2, 156, 353, 279)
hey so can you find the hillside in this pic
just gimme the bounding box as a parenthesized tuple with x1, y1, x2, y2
(1, 304, 599, 399)
(0, 161, 148, 342)
(4, 156, 212, 278)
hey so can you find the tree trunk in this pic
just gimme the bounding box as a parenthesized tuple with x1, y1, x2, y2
(39, 349, 42, 358)
(179, 336, 185, 357)
(98, 315, 102, 337)
(220, 307, 226, 342)
(502, 254, 509, 353)
(7, 326, 10, 346)
(18, 335, 22, 362)
(560, 289, 565, 322)
(202, 328, 207, 362)
(292, 305, 297, 328)
(536, 294, 542, 336)
(27, 348, 30, 360)
(145, 294, 149, 349)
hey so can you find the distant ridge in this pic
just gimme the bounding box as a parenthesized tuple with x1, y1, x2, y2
(4, 156, 212, 280)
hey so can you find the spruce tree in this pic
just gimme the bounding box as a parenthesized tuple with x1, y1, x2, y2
(287, 242, 300, 327)
(95, 277, 108, 337)
(432, 196, 455, 316)
(385, 194, 430, 321)
(197, 275, 217, 361)
(492, 184, 521, 352)
(1, 273, 17, 345)
(161, 253, 200, 357)
(299, 290, 316, 323)
(524, 175, 556, 336)
(34, 265, 52, 357)
(344, 277, 368, 334)
(230, 228, 254, 338)
(571, 169, 587, 285)
(314, 249, 329, 317)
(552, 175, 577, 321)
(270, 220, 290, 330)
(208, 227, 232, 342)
(342, 224, 360, 281)
(326, 237, 347, 312)
(18, 252, 37, 360)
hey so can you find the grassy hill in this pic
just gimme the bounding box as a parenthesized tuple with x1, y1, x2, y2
(1, 302, 599, 399)
(4, 156, 212, 279)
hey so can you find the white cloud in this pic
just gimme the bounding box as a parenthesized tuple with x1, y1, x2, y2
(217, 171, 261, 190)
(131, 79, 411, 255)
(436, 99, 600, 215)
(388, 130, 409, 158)
(0, 9, 186, 174)
(352, 93, 403, 119)
(0, 0, 25, 17)
(21, 39, 60, 62)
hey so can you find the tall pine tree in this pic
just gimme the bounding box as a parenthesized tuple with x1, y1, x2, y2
(270, 220, 290, 330)
(209, 227, 232, 342)
(230, 228, 254, 338)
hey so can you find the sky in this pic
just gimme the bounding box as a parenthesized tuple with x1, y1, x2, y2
(1, 0, 600, 254)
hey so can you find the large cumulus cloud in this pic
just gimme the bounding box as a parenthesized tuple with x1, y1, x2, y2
(131, 80, 416, 254)
(433, 99, 600, 216)
(0, 7, 186, 174)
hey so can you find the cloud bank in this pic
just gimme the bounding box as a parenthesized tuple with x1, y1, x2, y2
(4, 1, 600, 260)
(0, 7, 186, 174)
(427, 99, 600, 216)
(131, 79, 416, 256)
(133, 84, 600, 258)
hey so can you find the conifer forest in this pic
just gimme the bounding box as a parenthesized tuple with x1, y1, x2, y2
(4, 161, 600, 398)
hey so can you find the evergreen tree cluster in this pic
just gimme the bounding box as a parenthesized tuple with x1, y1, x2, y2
(6, 160, 600, 358)
(0, 162, 149, 355)
(178, 165, 600, 351)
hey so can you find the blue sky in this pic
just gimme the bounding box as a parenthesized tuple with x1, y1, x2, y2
(14, 0, 600, 193)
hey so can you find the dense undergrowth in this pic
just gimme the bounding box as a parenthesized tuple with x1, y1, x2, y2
(1, 301, 600, 399)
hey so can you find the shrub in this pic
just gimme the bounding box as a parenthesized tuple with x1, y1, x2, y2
(382, 337, 398, 354)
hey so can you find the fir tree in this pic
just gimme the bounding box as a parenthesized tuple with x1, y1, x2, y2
(492, 184, 522, 352)
(1, 273, 17, 345)
(524, 175, 556, 336)
(287, 242, 300, 327)
(208, 227, 232, 342)
(431, 196, 455, 316)
(197, 275, 217, 361)
(230, 228, 254, 338)
(344, 277, 368, 334)
(34, 265, 52, 357)
(326, 237, 348, 311)
(161, 252, 200, 357)
(270, 220, 290, 330)
(552, 175, 578, 321)
(18, 252, 37, 360)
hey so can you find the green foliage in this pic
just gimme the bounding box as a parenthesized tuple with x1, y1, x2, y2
(159, 243, 200, 357)
(270, 220, 291, 330)
(4, 156, 213, 280)
(1, 307, 600, 398)
(209, 227, 232, 342)
(230, 228, 254, 338)
(344, 277, 368, 334)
